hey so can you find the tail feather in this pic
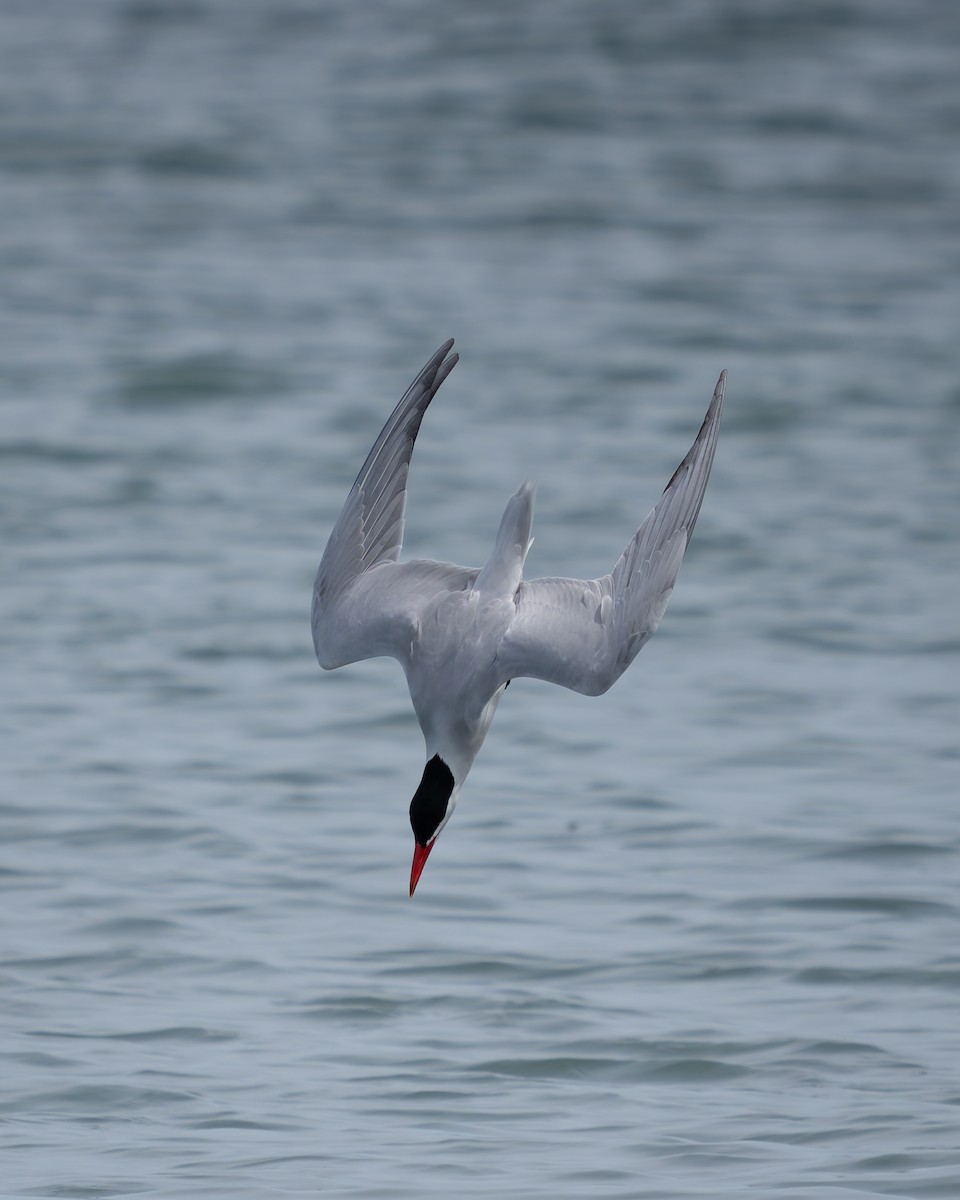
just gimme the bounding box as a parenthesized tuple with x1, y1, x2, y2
(473, 482, 536, 596)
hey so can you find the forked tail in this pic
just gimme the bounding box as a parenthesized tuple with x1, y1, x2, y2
(473, 482, 536, 597)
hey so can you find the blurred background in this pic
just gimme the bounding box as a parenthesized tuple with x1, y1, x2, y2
(1, 1, 958, 1197)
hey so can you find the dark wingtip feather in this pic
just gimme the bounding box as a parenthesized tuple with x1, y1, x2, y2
(432, 350, 459, 393)
(662, 371, 725, 495)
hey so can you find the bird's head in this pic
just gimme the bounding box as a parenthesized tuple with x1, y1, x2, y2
(408, 754, 457, 896)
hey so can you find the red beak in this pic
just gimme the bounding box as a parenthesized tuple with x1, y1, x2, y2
(409, 841, 434, 896)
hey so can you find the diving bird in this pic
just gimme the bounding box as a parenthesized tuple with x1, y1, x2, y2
(312, 340, 724, 895)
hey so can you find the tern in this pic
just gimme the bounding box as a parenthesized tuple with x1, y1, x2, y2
(312, 340, 724, 895)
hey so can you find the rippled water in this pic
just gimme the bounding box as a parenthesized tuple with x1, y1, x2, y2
(2, 2, 959, 1197)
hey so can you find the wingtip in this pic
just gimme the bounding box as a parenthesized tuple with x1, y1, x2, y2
(433, 348, 459, 391)
(425, 338, 456, 377)
(660, 370, 726, 496)
(707, 370, 726, 421)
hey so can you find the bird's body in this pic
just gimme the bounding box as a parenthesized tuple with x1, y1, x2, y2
(312, 340, 724, 893)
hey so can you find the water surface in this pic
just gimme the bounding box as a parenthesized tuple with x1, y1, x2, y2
(2, 2, 959, 1197)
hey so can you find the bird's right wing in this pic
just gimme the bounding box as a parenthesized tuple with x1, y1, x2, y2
(312, 341, 464, 670)
(494, 372, 724, 696)
(313, 557, 478, 670)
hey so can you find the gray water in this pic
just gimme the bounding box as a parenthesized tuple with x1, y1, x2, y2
(2, 2, 959, 1197)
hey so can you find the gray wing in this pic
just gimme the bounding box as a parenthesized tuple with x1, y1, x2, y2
(312, 340, 466, 670)
(495, 372, 725, 696)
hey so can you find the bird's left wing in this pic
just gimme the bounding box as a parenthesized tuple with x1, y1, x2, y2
(494, 372, 724, 696)
(312, 340, 464, 670)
